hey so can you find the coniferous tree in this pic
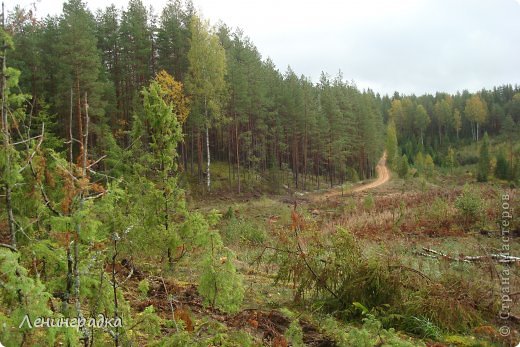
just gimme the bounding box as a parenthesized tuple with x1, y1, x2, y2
(477, 132, 490, 182)
(495, 149, 509, 180)
(219, 27, 254, 192)
(414, 152, 425, 173)
(386, 121, 398, 170)
(445, 147, 456, 170)
(502, 115, 517, 174)
(1, 38, 23, 247)
(57, 0, 108, 163)
(130, 80, 184, 262)
(119, 0, 152, 138)
(398, 154, 409, 178)
(156, 0, 193, 82)
(96, 5, 122, 136)
(424, 154, 435, 177)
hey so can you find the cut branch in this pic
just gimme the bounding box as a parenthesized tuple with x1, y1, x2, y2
(417, 247, 520, 264)
(0, 243, 18, 252)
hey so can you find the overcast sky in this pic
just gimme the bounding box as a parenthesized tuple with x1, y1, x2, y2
(9, 0, 520, 95)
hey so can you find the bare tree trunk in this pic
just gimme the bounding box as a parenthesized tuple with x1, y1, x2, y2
(205, 96, 211, 192)
(76, 77, 84, 166)
(112, 235, 120, 347)
(316, 155, 320, 189)
(328, 144, 333, 188)
(293, 136, 299, 188)
(74, 223, 88, 346)
(206, 125, 211, 192)
(227, 127, 232, 185)
(190, 126, 194, 175)
(197, 130, 202, 180)
(83, 92, 89, 177)
(63, 236, 73, 312)
(303, 126, 308, 190)
(235, 118, 240, 194)
(69, 87, 74, 168)
(181, 123, 187, 172)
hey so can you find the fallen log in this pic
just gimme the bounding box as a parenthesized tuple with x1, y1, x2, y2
(416, 247, 520, 263)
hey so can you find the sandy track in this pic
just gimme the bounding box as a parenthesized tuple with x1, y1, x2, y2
(352, 152, 390, 193)
(311, 152, 390, 201)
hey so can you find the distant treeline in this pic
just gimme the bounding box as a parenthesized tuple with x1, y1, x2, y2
(384, 86, 520, 166)
(7, 0, 520, 191)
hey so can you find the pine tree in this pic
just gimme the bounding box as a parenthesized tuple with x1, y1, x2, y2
(219, 27, 252, 192)
(495, 149, 509, 180)
(398, 154, 409, 178)
(199, 240, 244, 313)
(95, 5, 122, 136)
(414, 152, 425, 173)
(502, 115, 517, 175)
(386, 121, 398, 170)
(156, 0, 192, 82)
(445, 147, 456, 170)
(130, 80, 185, 262)
(119, 0, 152, 138)
(57, 0, 108, 164)
(424, 154, 435, 177)
(477, 132, 490, 182)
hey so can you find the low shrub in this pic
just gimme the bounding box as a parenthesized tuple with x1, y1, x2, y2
(428, 197, 451, 225)
(138, 279, 151, 298)
(457, 153, 479, 166)
(455, 184, 484, 227)
(402, 270, 494, 332)
(321, 315, 422, 347)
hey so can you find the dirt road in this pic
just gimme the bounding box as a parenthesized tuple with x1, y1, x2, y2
(352, 152, 390, 193)
(312, 152, 390, 201)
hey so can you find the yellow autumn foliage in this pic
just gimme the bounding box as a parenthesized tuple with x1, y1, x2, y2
(154, 70, 190, 124)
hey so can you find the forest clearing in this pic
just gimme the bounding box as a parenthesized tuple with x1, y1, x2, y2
(1, 0, 520, 346)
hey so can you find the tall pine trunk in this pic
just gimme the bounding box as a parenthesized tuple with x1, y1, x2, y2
(235, 118, 241, 194)
(197, 130, 203, 180)
(76, 77, 84, 166)
(206, 125, 211, 191)
(82, 93, 89, 176)
(205, 96, 211, 192)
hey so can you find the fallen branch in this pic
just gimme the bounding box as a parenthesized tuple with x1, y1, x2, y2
(160, 276, 180, 333)
(12, 134, 43, 146)
(87, 155, 107, 169)
(419, 247, 520, 263)
(0, 243, 18, 252)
